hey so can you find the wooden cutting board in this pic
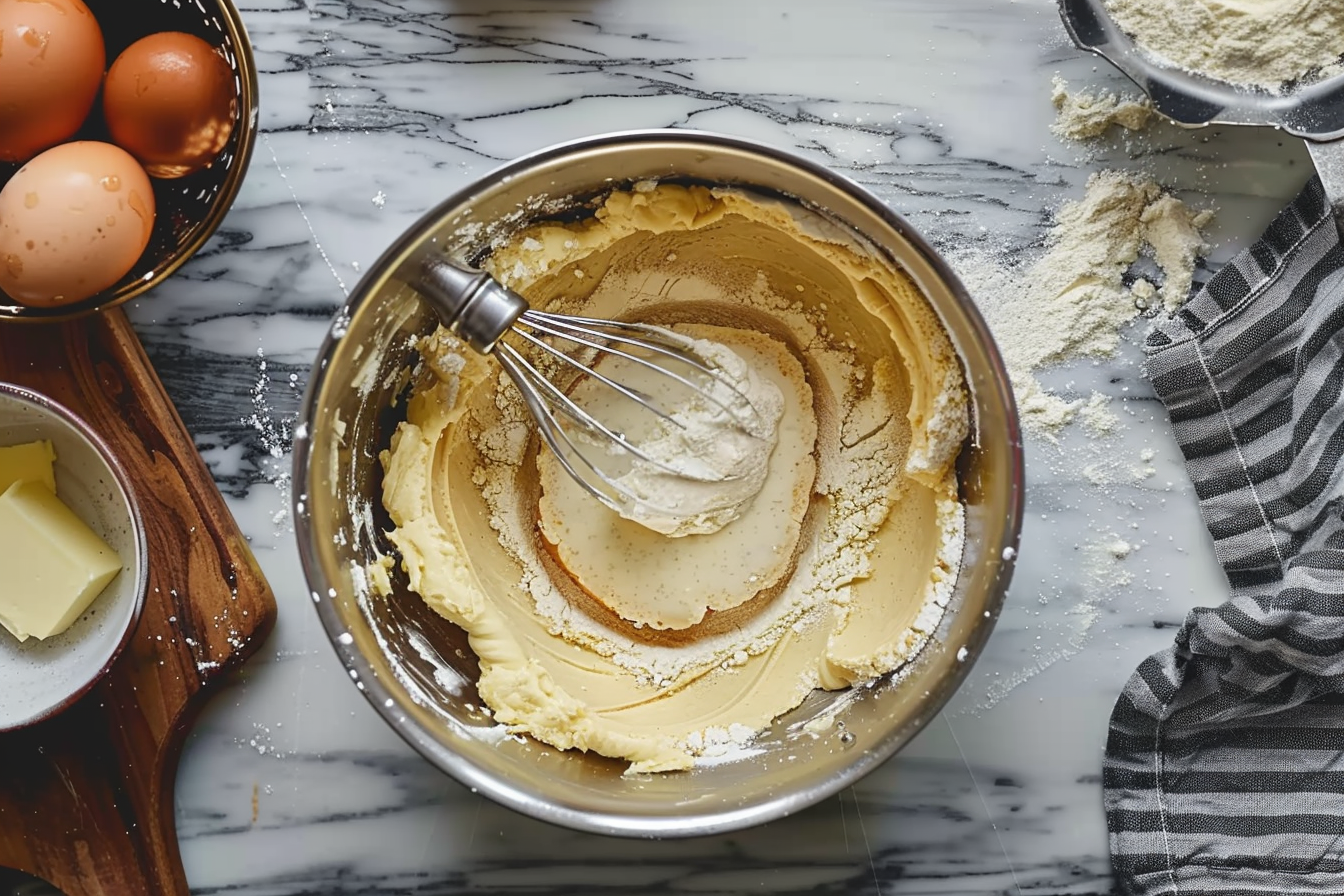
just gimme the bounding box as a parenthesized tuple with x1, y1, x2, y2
(0, 308, 277, 895)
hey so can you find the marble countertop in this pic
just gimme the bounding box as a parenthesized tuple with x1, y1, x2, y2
(105, 0, 1314, 892)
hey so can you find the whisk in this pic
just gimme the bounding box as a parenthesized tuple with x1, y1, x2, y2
(411, 258, 767, 522)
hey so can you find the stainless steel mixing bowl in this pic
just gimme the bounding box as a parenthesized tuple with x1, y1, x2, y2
(292, 130, 1024, 838)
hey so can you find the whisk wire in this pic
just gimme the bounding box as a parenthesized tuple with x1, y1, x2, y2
(495, 347, 704, 518)
(493, 349, 628, 513)
(521, 310, 760, 430)
(511, 327, 683, 430)
(495, 341, 698, 479)
(525, 312, 707, 371)
(412, 258, 769, 517)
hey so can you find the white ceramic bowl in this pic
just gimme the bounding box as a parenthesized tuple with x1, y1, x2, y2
(0, 383, 147, 730)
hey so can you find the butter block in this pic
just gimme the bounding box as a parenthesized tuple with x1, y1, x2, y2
(0, 480, 122, 642)
(0, 440, 56, 494)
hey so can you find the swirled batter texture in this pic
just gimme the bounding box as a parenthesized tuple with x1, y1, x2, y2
(378, 184, 968, 772)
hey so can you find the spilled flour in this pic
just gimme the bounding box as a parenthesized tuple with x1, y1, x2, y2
(1051, 76, 1153, 141)
(952, 171, 1212, 435)
(243, 347, 302, 534)
(953, 74, 1215, 716)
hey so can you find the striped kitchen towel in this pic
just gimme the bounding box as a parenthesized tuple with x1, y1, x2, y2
(1105, 175, 1344, 895)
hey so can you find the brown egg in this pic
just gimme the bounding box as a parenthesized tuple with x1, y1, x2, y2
(103, 32, 236, 179)
(0, 141, 156, 307)
(0, 0, 106, 164)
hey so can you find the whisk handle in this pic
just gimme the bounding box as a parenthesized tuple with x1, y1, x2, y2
(416, 259, 529, 354)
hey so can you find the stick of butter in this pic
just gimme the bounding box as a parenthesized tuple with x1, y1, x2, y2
(0, 439, 56, 494)
(0, 480, 122, 642)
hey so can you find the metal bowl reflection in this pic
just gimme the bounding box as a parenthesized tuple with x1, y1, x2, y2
(292, 130, 1023, 837)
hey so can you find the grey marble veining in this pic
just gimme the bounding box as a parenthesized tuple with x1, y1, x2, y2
(84, 0, 1315, 893)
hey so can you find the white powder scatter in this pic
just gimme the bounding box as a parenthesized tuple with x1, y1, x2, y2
(968, 529, 1134, 714)
(1082, 533, 1135, 595)
(953, 171, 1212, 436)
(1081, 447, 1160, 487)
(1064, 534, 1135, 651)
(1130, 277, 1157, 309)
(681, 723, 758, 759)
(1078, 392, 1118, 437)
(465, 723, 519, 747)
(245, 349, 290, 460)
(801, 715, 835, 735)
(1050, 76, 1153, 141)
(349, 561, 370, 599)
(242, 348, 303, 532)
(1142, 195, 1215, 312)
(1105, 0, 1344, 92)
(1133, 447, 1157, 480)
(954, 166, 1204, 713)
(1102, 537, 1133, 560)
(236, 722, 290, 759)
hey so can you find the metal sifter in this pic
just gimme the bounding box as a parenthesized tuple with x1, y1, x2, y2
(1058, 0, 1344, 209)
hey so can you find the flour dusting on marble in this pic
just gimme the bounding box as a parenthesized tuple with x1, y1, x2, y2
(242, 347, 302, 535)
(235, 721, 291, 759)
(263, 133, 349, 297)
(1050, 76, 1153, 141)
(948, 165, 1211, 715)
(951, 170, 1212, 438)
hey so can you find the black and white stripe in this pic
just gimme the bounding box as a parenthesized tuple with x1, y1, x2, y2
(1106, 176, 1344, 895)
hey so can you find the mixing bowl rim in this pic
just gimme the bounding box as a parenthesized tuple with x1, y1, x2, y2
(0, 380, 149, 730)
(292, 128, 1025, 838)
(0, 0, 261, 324)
